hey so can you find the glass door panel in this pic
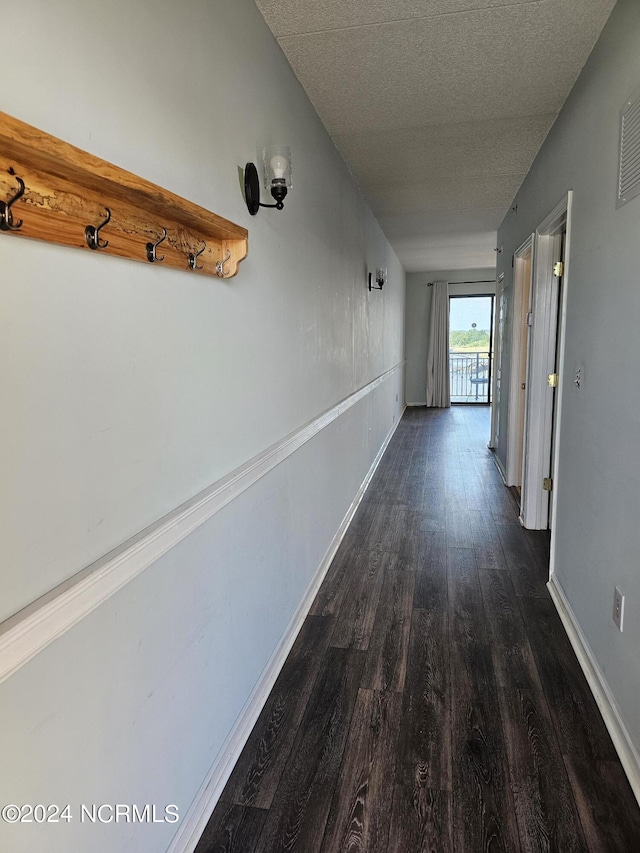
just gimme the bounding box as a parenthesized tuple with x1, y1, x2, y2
(449, 295, 494, 403)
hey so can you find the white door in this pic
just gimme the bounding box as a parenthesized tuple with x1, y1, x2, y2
(520, 194, 571, 530)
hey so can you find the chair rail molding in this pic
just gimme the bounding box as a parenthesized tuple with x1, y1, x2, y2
(0, 362, 405, 685)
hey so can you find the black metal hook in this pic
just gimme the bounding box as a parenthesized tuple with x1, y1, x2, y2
(85, 208, 111, 250)
(0, 176, 25, 232)
(216, 250, 231, 278)
(188, 240, 206, 271)
(146, 227, 167, 263)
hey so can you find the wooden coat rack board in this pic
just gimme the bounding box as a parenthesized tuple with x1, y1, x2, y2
(0, 111, 248, 278)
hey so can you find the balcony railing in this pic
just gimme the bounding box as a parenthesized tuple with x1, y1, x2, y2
(450, 350, 491, 403)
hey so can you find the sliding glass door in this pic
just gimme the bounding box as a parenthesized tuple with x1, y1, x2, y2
(449, 295, 494, 403)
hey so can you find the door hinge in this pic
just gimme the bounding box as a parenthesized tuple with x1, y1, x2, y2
(553, 261, 564, 277)
(547, 373, 558, 388)
(526, 312, 533, 326)
(543, 477, 553, 491)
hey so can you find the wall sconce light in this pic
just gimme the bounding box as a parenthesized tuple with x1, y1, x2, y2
(244, 146, 292, 215)
(368, 267, 387, 291)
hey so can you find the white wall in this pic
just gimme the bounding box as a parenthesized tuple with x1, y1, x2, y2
(0, 2, 405, 851)
(496, 0, 640, 773)
(405, 268, 496, 405)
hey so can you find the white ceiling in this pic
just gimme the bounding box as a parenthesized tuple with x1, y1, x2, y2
(255, 0, 616, 272)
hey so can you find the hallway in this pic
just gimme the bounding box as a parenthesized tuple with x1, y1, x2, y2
(196, 406, 640, 852)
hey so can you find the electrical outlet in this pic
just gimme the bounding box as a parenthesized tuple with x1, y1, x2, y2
(613, 587, 625, 631)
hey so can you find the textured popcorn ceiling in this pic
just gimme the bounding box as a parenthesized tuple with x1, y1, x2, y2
(255, 0, 616, 271)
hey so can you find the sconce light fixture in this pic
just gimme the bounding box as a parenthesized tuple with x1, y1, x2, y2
(368, 267, 387, 291)
(244, 146, 292, 215)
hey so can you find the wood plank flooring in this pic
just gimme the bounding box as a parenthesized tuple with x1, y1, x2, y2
(195, 406, 640, 853)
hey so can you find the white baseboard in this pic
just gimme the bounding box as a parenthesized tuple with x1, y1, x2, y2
(405, 401, 426, 407)
(0, 364, 404, 686)
(491, 449, 508, 484)
(547, 574, 640, 806)
(166, 413, 403, 853)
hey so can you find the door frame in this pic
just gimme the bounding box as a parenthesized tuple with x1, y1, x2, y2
(520, 191, 572, 532)
(490, 273, 505, 451)
(506, 234, 534, 486)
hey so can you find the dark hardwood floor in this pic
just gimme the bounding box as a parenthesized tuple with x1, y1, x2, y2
(195, 406, 640, 853)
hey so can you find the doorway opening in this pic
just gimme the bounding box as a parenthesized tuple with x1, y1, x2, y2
(520, 193, 571, 532)
(449, 294, 495, 404)
(506, 235, 534, 499)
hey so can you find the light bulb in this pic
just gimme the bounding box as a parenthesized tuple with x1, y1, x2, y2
(270, 154, 288, 181)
